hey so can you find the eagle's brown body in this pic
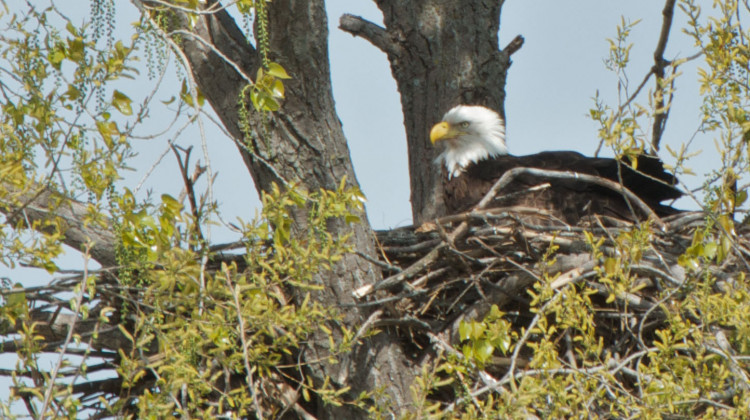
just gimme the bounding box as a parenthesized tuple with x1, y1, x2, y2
(443, 151, 682, 224)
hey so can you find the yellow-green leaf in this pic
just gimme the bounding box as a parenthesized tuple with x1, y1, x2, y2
(271, 79, 285, 98)
(112, 90, 133, 116)
(267, 62, 291, 79)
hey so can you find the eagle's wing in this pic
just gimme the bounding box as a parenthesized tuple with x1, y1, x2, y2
(443, 152, 681, 224)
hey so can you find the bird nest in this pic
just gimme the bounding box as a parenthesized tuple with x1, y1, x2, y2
(364, 205, 750, 413)
(367, 207, 710, 330)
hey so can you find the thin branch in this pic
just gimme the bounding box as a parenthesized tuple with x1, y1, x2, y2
(339, 14, 399, 56)
(171, 145, 207, 245)
(39, 253, 92, 417)
(478, 167, 664, 228)
(224, 264, 265, 419)
(651, 0, 677, 150)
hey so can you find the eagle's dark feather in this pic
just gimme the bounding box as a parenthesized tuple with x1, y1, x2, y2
(443, 151, 682, 224)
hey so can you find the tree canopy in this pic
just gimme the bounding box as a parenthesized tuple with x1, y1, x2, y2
(1, 0, 750, 418)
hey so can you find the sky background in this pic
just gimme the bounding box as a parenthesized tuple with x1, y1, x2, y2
(0, 0, 723, 414)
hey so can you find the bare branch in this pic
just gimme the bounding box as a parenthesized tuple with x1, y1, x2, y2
(651, 0, 677, 150)
(172, 145, 207, 245)
(339, 14, 399, 56)
(39, 261, 92, 416)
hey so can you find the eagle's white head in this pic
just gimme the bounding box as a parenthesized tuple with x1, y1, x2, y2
(430, 105, 507, 178)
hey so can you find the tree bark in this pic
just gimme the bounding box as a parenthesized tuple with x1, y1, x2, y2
(160, 0, 415, 416)
(340, 0, 519, 223)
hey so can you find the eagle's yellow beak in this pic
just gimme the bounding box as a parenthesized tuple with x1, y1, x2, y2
(430, 121, 454, 144)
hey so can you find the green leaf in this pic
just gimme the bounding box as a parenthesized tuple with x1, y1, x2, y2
(96, 120, 119, 148)
(5, 284, 28, 320)
(49, 50, 65, 68)
(67, 39, 85, 62)
(271, 79, 285, 98)
(459, 321, 470, 341)
(703, 242, 718, 259)
(161, 194, 183, 215)
(180, 80, 204, 107)
(64, 84, 81, 101)
(65, 21, 78, 36)
(475, 340, 494, 362)
(604, 257, 618, 275)
(267, 62, 291, 79)
(736, 190, 748, 207)
(112, 90, 133, 115)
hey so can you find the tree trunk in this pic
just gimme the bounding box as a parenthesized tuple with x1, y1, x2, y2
(340, 0, 520, 223)
(168, 0, 415, 416)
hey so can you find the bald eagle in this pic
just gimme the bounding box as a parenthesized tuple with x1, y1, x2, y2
(430, 105, 681, 224)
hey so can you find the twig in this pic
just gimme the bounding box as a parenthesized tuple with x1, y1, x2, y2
(479, 167, 665, 228)
(354, 165, 529, 298)
(356, 251, 402, 273)
(224, 264, 265, 420)
(172, 145, 206, 245)
(39, 251, 92, 418)
(357, 166, 664, 298)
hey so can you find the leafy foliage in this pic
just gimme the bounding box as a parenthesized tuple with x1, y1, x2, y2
(105, 183, 364, 417)
(0, 1, 360, 417)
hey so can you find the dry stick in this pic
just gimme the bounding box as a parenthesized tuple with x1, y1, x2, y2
(354, 167, 663, 298)
(353, 179, 507, 297)
(454, 348, 654, 412)
(171, 145, 206, 245)
(499, 168, 664, 226)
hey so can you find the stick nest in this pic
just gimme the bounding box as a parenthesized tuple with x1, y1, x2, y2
(364, 207, 750, 414)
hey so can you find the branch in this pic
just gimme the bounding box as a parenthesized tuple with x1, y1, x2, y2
(478, 167, 665, 228)
(339, 14, 399, 56)
(502, 35, 524, 56)
(0, 183, 117, 266)
(39, 264, 92, 416)
(651, 0, 677, 150)
(68, 377, 124, 399)
(172, 145, 207, 245)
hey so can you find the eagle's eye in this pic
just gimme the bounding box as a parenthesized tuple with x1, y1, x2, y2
(459, 121, 470, 129)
